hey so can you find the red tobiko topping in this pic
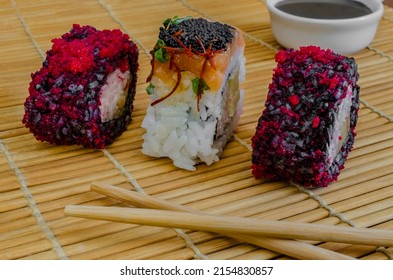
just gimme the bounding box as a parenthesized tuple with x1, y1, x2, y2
(288, 94, 300, 106)
(47, 24, 131, 76)
(312, 116, 320, 128)
(275, 49, 287, 63)
(49, 38, 96, 75)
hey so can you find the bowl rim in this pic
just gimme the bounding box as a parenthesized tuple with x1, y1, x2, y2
(266, 0, 384, 25)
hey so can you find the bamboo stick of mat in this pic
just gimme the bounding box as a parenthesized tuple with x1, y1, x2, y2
(89, 181, 354, 260)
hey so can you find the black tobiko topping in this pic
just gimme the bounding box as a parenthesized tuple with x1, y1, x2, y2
(158, 17, 234, 53)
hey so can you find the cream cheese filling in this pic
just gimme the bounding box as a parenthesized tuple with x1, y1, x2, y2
(327, 86, 353, 166)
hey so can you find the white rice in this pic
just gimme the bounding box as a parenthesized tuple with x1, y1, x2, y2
(142, 47, 245, 171)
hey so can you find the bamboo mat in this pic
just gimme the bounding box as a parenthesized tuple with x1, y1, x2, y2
(1, 0, 393, 260)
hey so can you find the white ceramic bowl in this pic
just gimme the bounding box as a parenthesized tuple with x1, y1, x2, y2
(266, 0, 384, 54)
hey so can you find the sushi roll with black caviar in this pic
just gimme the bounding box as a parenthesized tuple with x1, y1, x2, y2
(23, 24, 139, 149)
(141, 16, 246, 171)
(251, 46, 360, 188)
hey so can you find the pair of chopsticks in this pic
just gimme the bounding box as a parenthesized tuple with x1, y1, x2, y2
(65, 182, 393, 260)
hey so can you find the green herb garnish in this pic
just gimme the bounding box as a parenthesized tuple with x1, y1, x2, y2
(155, 39, 166, 48)
(163, 16, 192, 28)
(153, 39, 169, 63)
(146, 83, 155, 95)
(154, 48, 168, 63)
(192, 78, 210, 95)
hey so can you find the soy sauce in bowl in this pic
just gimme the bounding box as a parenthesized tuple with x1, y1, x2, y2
(275, 0, 373, 20)
(266, 0, 384, 54)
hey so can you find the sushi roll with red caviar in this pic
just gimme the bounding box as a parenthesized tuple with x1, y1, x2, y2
(23, 24, 139, 149)
(141, 17, 246, 171)
(251, 46, 360, 188)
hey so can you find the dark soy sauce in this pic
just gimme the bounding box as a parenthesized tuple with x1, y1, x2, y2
(275, 0, 373, 19)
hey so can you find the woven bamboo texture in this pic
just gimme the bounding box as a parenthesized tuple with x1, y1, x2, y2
(1, 0, 393, 260)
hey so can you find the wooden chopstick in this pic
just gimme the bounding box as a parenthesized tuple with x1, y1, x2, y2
(64, 193, 393, 247)
(90, 181, 354, 260)
(91, 182, 192, 213)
